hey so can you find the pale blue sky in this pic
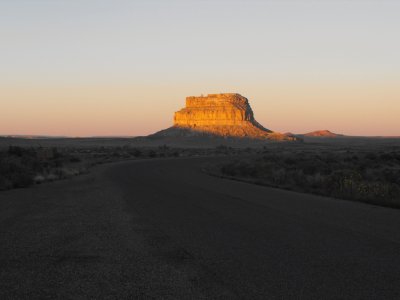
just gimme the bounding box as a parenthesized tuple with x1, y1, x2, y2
(1, 0, 399, 136)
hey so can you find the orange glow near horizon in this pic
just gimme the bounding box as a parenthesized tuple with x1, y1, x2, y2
(2, 1, 399, 137)
(1, 81, 399, 137)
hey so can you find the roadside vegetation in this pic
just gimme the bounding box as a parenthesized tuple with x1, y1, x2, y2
(213, 148, 400, 208)
(0, 146, 86, 190)
(3, 142, 400, 210)
(0, 144, 239, 191)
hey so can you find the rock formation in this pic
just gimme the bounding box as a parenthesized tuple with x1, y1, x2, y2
(174, 93, 263, 127)
(153, 93, 295, 141)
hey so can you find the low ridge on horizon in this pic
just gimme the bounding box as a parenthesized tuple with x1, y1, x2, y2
(301, 130, 343, 138)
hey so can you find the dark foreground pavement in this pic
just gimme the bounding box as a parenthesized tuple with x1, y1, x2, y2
(1, 157, 400, 299)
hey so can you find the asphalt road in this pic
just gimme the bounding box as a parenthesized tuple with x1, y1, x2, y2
(1, 157, 400, 299)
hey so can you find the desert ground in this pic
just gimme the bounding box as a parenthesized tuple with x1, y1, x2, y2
(1, 137, 400, 299)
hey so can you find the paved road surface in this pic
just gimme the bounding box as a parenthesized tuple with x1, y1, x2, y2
(1, 157, 400, 299)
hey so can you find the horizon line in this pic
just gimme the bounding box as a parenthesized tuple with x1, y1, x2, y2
(2, 134, 400, 139)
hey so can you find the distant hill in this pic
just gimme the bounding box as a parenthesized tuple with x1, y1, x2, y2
(301, 130, 343, 138)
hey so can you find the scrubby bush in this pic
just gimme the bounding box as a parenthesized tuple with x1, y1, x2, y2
(218, 149, 400, 207)
(69, 156, 81, 163)
(0, 146, 70, 190)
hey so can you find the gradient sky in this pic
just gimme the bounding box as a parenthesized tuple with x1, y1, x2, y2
(1, 0, 399, 136)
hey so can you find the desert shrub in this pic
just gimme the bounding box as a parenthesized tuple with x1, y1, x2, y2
(159, 145, 169, 151)
(382, 169, 400, 184)
(284, 157, 296, 166)
(218, 148, 400, 208)
(327, 170, 363, 198)
(0, 175, 11, 190)
(132, 149, 143, 157)
(380, 153, 393, 161)
(365, 153, 377, 160)
(1, 160, 34, 188)
(69, 156, 81, 163)
(221, 163, 238, 176)
(0, 146, 72, 190)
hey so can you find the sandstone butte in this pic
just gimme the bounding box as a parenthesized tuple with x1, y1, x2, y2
(155, 93, 296, 141)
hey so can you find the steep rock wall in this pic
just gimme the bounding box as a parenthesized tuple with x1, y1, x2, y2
(174, 94, 257, 127)
(172, 93, 281, 138)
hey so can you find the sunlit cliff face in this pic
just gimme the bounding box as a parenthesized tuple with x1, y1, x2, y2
(174, 94, 257, 127)
(172, 93, 294, 140)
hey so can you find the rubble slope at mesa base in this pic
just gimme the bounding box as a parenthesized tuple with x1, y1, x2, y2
(151, 125, 294, 141)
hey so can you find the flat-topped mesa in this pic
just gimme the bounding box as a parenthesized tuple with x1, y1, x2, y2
(151, 93, 297, 141)
(175, 93, 255, 127)
(175, 94, 253, 127)
(169, 93, 296, 139)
